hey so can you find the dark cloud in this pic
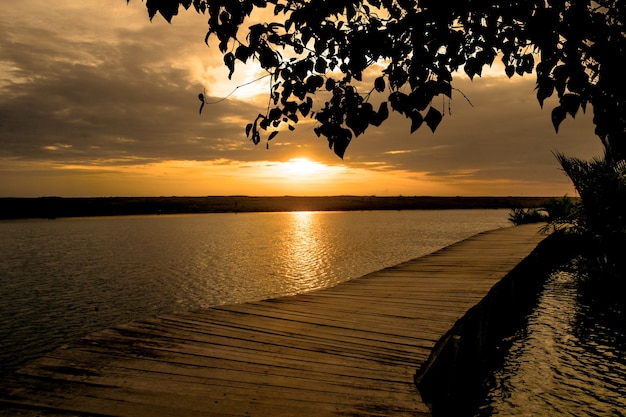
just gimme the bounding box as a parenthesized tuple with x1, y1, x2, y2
(0, 2, 276, 163)
(343, 75, 602, 186)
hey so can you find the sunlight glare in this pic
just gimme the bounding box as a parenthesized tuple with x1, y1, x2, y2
(282, 158, 327, 177)
(285, 211, 328, 291)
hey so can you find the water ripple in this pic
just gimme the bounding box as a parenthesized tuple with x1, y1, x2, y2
(0, 210, 510, 376)
(479, 263, 626, 416)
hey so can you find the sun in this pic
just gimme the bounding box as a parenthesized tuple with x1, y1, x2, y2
(282, 158, 326, 177)
(257, 157, 347, 192)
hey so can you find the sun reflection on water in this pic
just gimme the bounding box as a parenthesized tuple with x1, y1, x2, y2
(283, 211, 331, 292)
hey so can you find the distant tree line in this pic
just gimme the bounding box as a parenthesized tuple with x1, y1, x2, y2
(1, 196, 553, 219)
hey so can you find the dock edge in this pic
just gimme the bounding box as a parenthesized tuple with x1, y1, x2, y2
(414, 231, 579, 415)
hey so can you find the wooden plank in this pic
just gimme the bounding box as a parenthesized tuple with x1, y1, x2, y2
(33, 348, 416, 388)
(0, 224, 546, 417)
(16, 360, 416, 408)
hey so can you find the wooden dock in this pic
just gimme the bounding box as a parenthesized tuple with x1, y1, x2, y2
(0, 224, 547, 416)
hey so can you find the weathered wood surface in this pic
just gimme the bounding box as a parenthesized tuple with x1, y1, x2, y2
(0, 224, 546, 417)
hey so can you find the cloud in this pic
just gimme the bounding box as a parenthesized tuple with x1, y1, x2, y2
(0, 1, 274, 163)
(344, 75, 602, 185)
(0, 1, 605, 197)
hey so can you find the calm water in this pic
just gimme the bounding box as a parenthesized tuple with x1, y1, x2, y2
(476, 259, 626, 416)
(0, 209, 509, 376)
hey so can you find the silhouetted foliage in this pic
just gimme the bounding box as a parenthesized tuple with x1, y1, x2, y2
(553, 152, 626, 266)
(509, 195, 581, 230)
(556, 153, 626, 233)
(508, 207, 547, 225)
(542, 195, 577, 222)
(539, 195, 579, 232)
(133, 1, 625, 159)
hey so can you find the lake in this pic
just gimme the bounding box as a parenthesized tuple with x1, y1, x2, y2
(5, 209, 623, 416)
(0, 209, 510, 376)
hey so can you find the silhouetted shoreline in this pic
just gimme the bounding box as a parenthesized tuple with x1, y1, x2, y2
(0, 196, 557, 220)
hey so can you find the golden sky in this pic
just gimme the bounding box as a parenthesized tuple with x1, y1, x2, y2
(0, 1, 604, 197)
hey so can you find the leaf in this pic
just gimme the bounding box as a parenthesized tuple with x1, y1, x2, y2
(245, 123, 253, 137)
(298, 101, 311, 117)
(374, 76, 385, 93)
(146, 0, 179, 22)
(560, 94, 580, 118)
(567, 69, 588, 94)
(438, 80, 452, 98)
(258, 46, 279, 68)
(314, 57, 327, 73)
(219, 10, 230, 24)
(235, 45, 251, 63)
(552, 65, 568, 96)
(329, 129, 352, 159)
(410, 111, 423, 133)
(284, 19, 293, 32)
(370, 102, 388, 127)
(409, 89, 433, 112)
(268, 131, 279, 141)
(250, 119, 261, 145)
(252, 131, 261, 145)
(520, 54, 534, 74)
(283, 101, 298, 114)
(551, 106, 567, 133)
(536, 80, 554, 108)
(424, 107, 443, 132)
(389, 92, 409, 116)
(305, 75, 324, 92)
(346, 109, 369, 137)
(219, 40, 229, 53)
(198, 93, 205, 115)
(464, 57, 480, 80)
(146, 0, 159, 20)
(268, 107, 282, 121)
(224, 52, 235, 79)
